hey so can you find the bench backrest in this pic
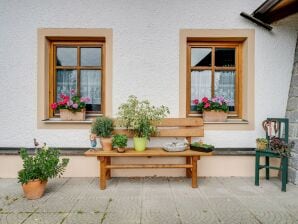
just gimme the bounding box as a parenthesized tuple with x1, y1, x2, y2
(114, 118, 204, 142)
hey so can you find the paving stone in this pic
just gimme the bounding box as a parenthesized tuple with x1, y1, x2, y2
(102, 211, 141, 224)
(37, 192, 80, 213)
(198, 177, 231, 197)
(0, 213, 30, 224)
(142, 197, 176, 213)
(63, 212, 104, 224)
(72, 196, 111, 213)
(108, 196, 141, 213)
(22, 212, 67, 224)
(141, 210, 181, 224)
(251, 210, 297, 224)
(178, 209, 219, 224)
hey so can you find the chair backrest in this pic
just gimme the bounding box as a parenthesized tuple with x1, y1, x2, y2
(265, 118, 289, 143)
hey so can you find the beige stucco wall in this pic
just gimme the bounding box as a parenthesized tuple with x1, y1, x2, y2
(1, 155, 279, 178)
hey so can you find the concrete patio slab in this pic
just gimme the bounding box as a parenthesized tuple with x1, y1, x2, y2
(0, 177, 297, 224)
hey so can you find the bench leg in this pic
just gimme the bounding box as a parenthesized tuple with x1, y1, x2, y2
(99, 157, 107, 190)
(106, 157, 111, 180)
(186, 157, 192, 178)
(191, 156, 198, 188)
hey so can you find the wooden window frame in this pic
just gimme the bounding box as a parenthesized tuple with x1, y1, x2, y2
(49, 39, 106, 118)
(186, 41, 242, 118)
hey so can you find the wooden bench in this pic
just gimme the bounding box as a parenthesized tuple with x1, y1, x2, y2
(85, 118, 212, 189)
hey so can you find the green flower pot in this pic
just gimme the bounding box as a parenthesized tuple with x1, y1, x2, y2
(133, 137, 147, 152)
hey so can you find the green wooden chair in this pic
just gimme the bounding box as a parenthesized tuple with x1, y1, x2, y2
(255, 118, 289, 192)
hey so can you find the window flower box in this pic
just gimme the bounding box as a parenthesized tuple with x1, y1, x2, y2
(203, 111, 228, 122)
(60, 109, 86, 121)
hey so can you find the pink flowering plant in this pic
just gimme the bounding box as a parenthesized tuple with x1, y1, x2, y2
(193, 96, 229, 113)
(51, 90, 91, 112)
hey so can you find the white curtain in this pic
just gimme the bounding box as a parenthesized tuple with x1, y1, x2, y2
(214, 71, 235, 107)
(56, 70, 77, 101)
(191, 70, 211, 105)
(80, 70, 101, 105)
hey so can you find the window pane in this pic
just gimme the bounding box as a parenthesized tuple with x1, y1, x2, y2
(214, 71, 235, 111)
(56, 47, 77, 66)
(81, 48, 101, 66)
(215, 48, 235, 67)
(191, 70, 211, 111)
(56, 70, 77, 101)
(80, 70, 101, 112)
(191, 48, 212, 67)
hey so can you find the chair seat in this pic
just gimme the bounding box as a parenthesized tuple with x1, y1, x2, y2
(255, 149, 281, 157)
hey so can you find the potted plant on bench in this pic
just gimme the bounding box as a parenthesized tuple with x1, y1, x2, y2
(91, 116, 114, 151)
(112, 134, 128, 153)
(18, 144, 69, 200)
(117, 95, 169, 151)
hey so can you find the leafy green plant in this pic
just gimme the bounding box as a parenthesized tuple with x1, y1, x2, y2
(112, 134, 128, 148)
(18, 147, 69, 185)
(91, 116, 114, 138)
(191, 142, 214, 149)
(117, 95, 170, 139)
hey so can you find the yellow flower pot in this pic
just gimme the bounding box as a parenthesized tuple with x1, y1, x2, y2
(133, 137, 147, 152)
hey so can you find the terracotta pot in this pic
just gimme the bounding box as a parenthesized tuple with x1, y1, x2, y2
(117, 147, 126, 153)
(22, 179, 47, 200)
(203, 110, 228, 122)
(100, 137, 113, 151)
(60, 109, 86, 121)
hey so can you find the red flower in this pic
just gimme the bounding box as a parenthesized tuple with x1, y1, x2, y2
(202, 97, 209, 103)
(51, 103, 57, 110)
(204, 103, 210, 108)
(192, 99, 199, 105)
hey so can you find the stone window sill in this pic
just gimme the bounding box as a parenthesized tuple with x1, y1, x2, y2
(204, 119, 249, 124)
(42, 118, 93, 124)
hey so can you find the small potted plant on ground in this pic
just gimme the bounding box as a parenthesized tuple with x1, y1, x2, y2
(91, 116, 114, 151)
(117, 95, 169, 151)
(18, 144, 69, 200)
(112, 134, 128, 153)
(256, 138, 268, 150)
(193, 96, 229, 122)
(51, 90, 90, 121)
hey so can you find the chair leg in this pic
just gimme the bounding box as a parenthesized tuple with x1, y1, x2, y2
(265, 156, 270, 180)
(255, 152, 260, 186)
(286, 157, 289, 183)
(281, 157, 287, 192)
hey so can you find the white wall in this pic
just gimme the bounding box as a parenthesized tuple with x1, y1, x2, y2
(0, 155, 279, 178)
(0, 0, 297, 150)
